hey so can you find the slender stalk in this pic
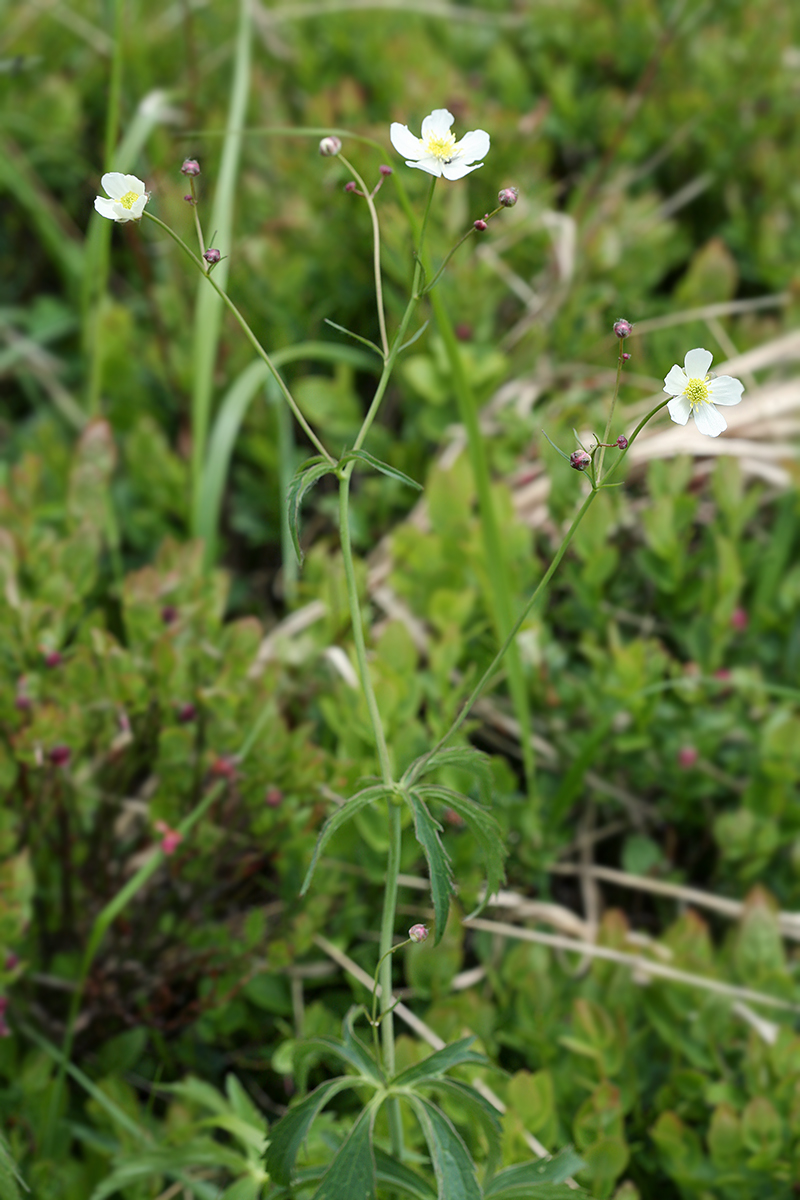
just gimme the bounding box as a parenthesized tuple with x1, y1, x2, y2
(339, 154, 388, 357)
(143, 211, 334, 463)
(188, 176, 207, 261)
(420, 203, 504, 296)
(596, 337, 626, 480)
(420, 397, 671, 773)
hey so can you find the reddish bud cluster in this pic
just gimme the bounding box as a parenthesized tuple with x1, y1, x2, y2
(570, 449, 592, 472)
(181, 158, 201, 176)
(498, 187, 518, 207)
(613, 318, 633, 338)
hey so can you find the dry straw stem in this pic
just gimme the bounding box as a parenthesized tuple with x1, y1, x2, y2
(313, 934, 567, 1173)
(462, 916, 800, 1015)
(548, 862, 800, 941)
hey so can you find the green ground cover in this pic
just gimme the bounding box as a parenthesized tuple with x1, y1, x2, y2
(2, 0, 800, 1196)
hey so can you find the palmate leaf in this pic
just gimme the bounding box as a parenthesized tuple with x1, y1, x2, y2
(416, 786, 505, 919)
(311, 1103, 378, 1200)
(340, 449, 423, 491)
(287, 456, 337, 565)
(263, 1077, 360, 1185)
(402, 746, 493, 790)
(482, 1147, 586, 1198)
(407, 1095, 482, 1200)
(404, 789, 454, 944)
(300, 784, 391, 896)
(273, 1143, 437, 1199)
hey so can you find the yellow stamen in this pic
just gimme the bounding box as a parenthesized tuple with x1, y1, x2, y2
(684, 377, 710, 408)
(119, 190, 140, 210)
(424, 132, 457, 161)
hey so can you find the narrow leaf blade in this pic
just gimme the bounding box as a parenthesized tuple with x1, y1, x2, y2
(263, 1077, 356, 1185)
(324, 318, 384, 357)
(407, 1095, 481, 1200)
(391, 1037, 484, 1087)
(405, 790, 454, 944)
(341, 449, 423, 491)
(483, 1147, 586, 1197)
(311, 1105, 376, 1200)
(301, 785, 389, 895)
(417, 786, 505, 917)
(287, 458, 336, 565)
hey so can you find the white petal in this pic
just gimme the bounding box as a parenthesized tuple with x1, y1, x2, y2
(663, 365, 688, 396)
(390, 122, 423, 160)
(111, 203, 137, 222)
(667, 394, 691, 425)
(453, 129, 490, 163)
(101, 171, 145, 199)
(441, 159, 484, 180)
(684, 347, 713, 379)
(94, 196, 119, 220)
(406, 157, 442, 177)
(692, 402, 726, 437)
(421, 108, 455, 139)
(129, 193, 148, 218)
(708, 375, 744, 406)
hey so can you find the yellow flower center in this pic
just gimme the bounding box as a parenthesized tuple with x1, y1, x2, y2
(684, 377, 710, 408)
(424, 131, 457, 161)
(119, 190, 140, 210)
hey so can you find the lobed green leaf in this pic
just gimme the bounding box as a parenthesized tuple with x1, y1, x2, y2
(405, 789, 455, 944)
(407, 1095, 481, 1200)
(263, 1077, 359, 1185)
(416, 785, 505, 919)
(300, 784, 391, 896)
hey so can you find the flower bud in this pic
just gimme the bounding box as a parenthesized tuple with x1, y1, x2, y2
(5, 953, 19, 971)
(43, 650, 62, 668)
(677, 745, 698, 769)
(570, 449, 592, 471)
(161, 604, 178, 625)
(474, 218, 488, 232)
(408, 924, 429, 943)
(379, 164, 393, 176)
(265, 787, 283, 809)
(184, 194, 194, 203)
(203, 247, 221, 266)
(177, 702, 196, 724)
(210, 755, 237, 779)
(498, 187, 518, 208)
(15, 694, 32, 712)
(181, 158, 201, 176)
(344, 180, 357, 193)
(155, 820, 183, 856)
(616, 435, 629, 449)
(622, 352, 632, 361)
(613, 319, 633, 339)
(319, 136, 342, 157)
(49, 745, 71, 767)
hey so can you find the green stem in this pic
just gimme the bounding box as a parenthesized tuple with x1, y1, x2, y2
(143, 210, 333, 464)
(596, 338, 626, 480)
(421, 204, 504, 296)
(339, 154, 388, 358)
(188, 176, 207, 261)
(425, 284, 537, 800)
(422, 397, 671, 770)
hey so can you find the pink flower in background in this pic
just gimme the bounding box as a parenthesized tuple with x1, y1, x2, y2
(155, 820, 183, 856)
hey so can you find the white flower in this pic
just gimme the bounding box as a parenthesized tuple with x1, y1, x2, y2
(389, 109, 489, 181)
(94, 172, 149, 222)
(663, 347, 744, 437)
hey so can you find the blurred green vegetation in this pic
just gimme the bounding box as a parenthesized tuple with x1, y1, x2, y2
(2, 0, 800, 1196)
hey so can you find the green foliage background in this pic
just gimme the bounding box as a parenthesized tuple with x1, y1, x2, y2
(2, 0, 800, 1196)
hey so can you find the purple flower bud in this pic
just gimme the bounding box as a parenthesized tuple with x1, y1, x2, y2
(15, 694, 32, 712)
(211, 755, 237, 780)
(344, 181, 357, 193)
(49, 745, 71, 767)
(161, 605, 178, 625)
(455, 323, 472, 342)
(5, 954, 19, 971)
(379, 164, 393, 176)
(731, 607, 748, 632)
(570, 450, 592, 472)
(678, 745, 698, 769)
(319, 136, 342, 157)
(203, 247, 221, 265)
(616, 435, 629, 449)
(408, 924, 429, 943)
(498, 187, 518, 208)
(622, 351, 632, 361)
(265, 787, 283, 809)
(177, 702, 196, 724)
(474, 218, 488, 232)
(184, 194, 194, 203)
(181, 159, 201, 176)
(43, 650, 62, 668)
(613, 318, 633, 339)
